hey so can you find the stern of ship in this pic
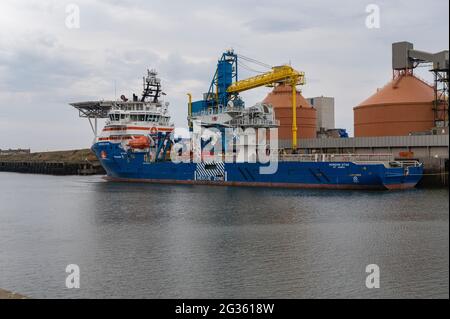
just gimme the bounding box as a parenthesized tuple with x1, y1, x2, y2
(382, 161, 424, 190)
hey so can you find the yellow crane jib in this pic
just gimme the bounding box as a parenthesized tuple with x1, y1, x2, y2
(226, 65, 305, 150)
(226, 65, 305, 93)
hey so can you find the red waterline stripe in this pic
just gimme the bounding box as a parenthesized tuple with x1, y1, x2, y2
(383, 183, 416, 190)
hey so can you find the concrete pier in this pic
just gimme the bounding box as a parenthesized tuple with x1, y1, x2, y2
(0, 160, 105, 175)
(0, 288, 27, 299)
(0, 149, 105, 176)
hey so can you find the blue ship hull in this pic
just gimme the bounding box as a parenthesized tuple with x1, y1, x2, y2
(92, 142, 423, 190)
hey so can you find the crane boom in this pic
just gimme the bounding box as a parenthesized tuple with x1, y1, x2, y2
(188, 50, 306, 150)
(227, 65, 305, 149)
(227, 65, 305, 93)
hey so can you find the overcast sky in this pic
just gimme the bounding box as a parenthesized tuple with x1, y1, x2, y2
(0, 0, 448, 151)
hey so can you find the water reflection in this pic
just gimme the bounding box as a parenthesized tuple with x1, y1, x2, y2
(0, 173, 448, 298)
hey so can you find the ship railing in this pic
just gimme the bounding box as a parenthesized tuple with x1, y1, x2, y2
(279, 153, 395, 163)
(169, 153, 404, 164)
(386, 160, 422, 168)
(228, 118, 280, 127)
(104, 119, 174, 127)
(170, 154, 278, 163)
(192, 105, 245, 117)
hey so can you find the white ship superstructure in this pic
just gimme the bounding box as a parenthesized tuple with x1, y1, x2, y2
(71, 69, 174, 145)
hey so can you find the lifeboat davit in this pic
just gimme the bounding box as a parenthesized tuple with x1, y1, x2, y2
(128, 136, 150, 149)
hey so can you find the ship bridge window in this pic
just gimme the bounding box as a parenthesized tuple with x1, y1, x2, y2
(138, 114, 145, 121)
(121, 114, 126, 120)
(130, 115, 138, 121)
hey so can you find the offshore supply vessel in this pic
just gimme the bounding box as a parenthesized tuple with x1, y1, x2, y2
(71, 51, 423, 190)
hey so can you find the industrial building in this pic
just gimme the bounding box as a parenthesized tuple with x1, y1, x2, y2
(307, 96, 335, 131)
(354, 41, 448, 137)
(354, 75, 436, 136)
(262, 84, 317, 140)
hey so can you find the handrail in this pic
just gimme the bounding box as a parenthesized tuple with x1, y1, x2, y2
(169, 153, 416, 164)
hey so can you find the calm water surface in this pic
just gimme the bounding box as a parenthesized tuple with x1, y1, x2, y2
(0, 172, 448, 298)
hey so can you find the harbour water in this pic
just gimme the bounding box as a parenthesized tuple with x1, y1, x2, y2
(0, 172, 448, 298)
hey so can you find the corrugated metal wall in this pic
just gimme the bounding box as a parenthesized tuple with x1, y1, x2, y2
(282, 135, 449, 148)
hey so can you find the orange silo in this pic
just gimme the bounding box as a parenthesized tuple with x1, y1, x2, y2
(263, 84, 317, 141)
(354, 73, 436, 137)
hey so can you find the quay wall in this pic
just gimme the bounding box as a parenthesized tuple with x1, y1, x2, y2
(0, 161, 105, 175)
(0, 149, 105, 176)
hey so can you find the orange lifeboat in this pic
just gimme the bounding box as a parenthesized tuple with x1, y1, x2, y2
(128, 136, 150, 149)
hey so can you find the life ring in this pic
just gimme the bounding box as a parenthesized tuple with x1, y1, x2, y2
(150, 127, 157, 135)
(100, 150, 107, 159)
